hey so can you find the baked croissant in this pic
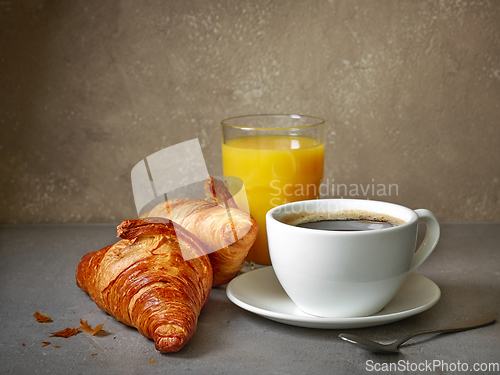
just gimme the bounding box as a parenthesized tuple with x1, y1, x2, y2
(76, 218, 212, 353)
(140, 177, 258, 286)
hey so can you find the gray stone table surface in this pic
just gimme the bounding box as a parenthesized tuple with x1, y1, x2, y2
(1, 223, 499, 374)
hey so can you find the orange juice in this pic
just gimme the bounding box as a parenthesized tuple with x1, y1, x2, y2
(222, 135, 324, 265)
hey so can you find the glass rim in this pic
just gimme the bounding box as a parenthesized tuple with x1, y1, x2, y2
(221, 114, 325, 131)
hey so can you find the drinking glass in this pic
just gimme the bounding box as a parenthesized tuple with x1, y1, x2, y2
(221, 114, 326, 266)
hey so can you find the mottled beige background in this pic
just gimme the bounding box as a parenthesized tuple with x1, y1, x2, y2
(1, 0, 499, 224)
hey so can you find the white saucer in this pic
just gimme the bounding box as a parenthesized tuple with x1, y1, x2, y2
(226, 267, 440, 329)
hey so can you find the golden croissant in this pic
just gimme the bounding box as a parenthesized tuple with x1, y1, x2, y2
(140, 177, 259, 286)
(76, 218, 212, 353)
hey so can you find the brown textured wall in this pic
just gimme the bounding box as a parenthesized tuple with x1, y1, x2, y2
(1, 0, 499, 224)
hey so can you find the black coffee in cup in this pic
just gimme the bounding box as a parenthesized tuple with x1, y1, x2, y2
(297, 220, 393, 231)
(281, 209, 406, 231)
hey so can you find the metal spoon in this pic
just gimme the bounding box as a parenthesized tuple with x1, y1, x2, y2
(339, 314, 496, 353)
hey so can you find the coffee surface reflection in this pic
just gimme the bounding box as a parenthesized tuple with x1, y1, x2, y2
(297, 220, 393, 231)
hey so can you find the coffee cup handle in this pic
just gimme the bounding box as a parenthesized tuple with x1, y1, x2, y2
(408, 209, 440, 273)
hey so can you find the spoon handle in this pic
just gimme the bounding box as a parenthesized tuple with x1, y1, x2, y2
(396, 314, 496, 347)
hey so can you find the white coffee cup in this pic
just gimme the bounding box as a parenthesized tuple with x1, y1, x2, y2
(266, 199, 440, 318)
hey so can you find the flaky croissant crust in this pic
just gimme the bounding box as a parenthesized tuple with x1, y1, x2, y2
(140, 178, 258, 286)
(76, 218, 212, 353)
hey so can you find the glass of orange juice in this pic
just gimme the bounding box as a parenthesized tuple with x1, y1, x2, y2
(221, 114, 326, 267)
